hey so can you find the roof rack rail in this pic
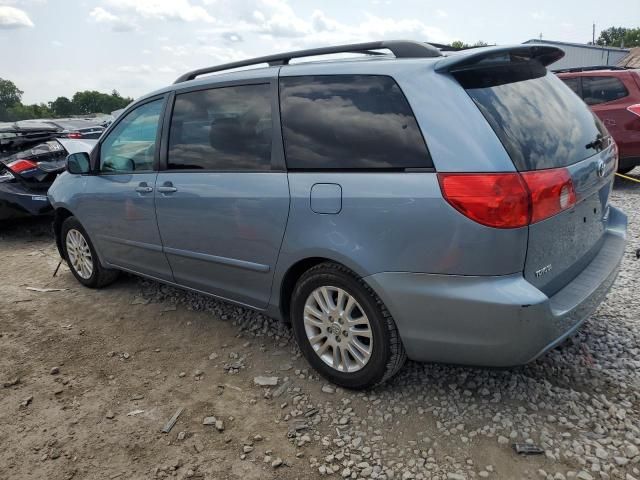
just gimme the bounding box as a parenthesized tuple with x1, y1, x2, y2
(553, 65, 628, 73)
(174, 40, 442, 84)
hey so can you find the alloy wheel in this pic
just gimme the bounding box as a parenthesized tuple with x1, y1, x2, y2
(303, 286, 373, 373)
(66, 229, 94, 279)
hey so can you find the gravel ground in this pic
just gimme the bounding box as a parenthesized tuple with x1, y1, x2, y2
(1, 175, 639, 480)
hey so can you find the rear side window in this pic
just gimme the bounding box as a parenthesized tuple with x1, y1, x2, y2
(561, 77, 579, 95)
(279, 75, 432, 170)
(459, 67, 607, 171)
(168, 84, 272, 171)
(581, 76, 629, 105)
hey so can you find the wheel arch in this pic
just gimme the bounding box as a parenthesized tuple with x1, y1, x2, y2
(276, 254, 373, 324)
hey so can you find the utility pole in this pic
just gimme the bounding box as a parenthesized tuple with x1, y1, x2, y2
(592, 22, 595, 44)
(539, 32, 543, 40)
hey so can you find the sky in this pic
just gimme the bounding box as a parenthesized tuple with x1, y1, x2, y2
(2, 0, 639, 104)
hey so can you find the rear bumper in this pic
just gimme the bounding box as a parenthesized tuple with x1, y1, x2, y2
(0, 181, 52, 220)
(364, 206, 627, 367)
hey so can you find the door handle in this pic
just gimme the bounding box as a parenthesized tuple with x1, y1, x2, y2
(135, 183, 153, 193)
(157, 182, 178, 194)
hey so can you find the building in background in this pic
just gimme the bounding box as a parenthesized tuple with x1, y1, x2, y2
(523, 39, 630, 70)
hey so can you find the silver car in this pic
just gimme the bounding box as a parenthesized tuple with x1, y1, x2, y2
(48, 41, 627, 388)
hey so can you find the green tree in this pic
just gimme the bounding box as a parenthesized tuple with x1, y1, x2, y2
(449, 40, 489, 49)
(597, 27, 640, 47)
(0, 78, 24, 120)
(623, 28, 640, 47)
(4, 103, 52, 121)
(72, 90, 103, 115)
(49, 96, 74, 116)
(71, 90, 132, 115)
(0, 78, 23, 110)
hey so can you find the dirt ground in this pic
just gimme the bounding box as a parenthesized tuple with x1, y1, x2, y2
(1, 178, 639, 480)
(1, 218, 323, 480)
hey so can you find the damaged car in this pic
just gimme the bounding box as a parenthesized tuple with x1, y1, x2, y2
(0, 120, 59, 155)
(0, 137, 96, 221)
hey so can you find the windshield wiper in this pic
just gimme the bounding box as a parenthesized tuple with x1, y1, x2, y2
(585, 134, 604, 151)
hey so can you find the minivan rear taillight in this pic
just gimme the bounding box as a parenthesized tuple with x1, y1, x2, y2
(437, 173, 529, 228)
(520, 169, 576, 223)
(438, 168, 577, 229)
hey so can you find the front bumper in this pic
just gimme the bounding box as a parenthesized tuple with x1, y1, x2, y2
(364, 206, 627, 367)
(0, 181, 52, 220)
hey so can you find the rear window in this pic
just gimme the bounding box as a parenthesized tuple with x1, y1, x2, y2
(279, 75, 432, 170)
(582, 76, 629, 105)
(458, 65, 607, 171)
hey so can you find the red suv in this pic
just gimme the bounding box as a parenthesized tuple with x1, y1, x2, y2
(557, 67, 640, 173)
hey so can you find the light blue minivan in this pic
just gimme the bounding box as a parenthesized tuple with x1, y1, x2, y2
(49, 41, 627, 388)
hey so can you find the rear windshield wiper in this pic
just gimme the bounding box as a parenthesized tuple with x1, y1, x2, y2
(585, 134, 604, 151)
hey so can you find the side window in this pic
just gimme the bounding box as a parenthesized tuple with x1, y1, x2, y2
(168, 84, 272, 171)
(582, 76, 629, 105)
(100, 99, 163, 173)
(279, 75, 432, 170)
(561, 77, 580, 96)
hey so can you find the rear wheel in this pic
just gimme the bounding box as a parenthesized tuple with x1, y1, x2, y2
(61, 217, 118, 288)
(290, 262, 406, 389)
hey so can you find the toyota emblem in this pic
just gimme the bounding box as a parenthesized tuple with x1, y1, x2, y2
(597, 159, 606, 178)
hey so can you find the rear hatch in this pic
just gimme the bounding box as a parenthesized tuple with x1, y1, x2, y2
(445, 47, 617, 295)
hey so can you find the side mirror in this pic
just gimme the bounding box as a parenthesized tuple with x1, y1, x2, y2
(66, 152, 91, 175)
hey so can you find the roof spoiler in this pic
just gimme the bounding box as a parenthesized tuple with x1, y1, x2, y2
(435, 44, 565, 73)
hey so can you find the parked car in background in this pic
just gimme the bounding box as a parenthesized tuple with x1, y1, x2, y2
(557, 67, 640, 174)
(0, 137, 96, 221)
(44, 119, 105, 140)
(49, 41, 626, 388)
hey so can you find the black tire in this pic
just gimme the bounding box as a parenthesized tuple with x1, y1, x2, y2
(617, 165, 636, 175)
(61, 216, 119, 288)
(290, 262, 406, 389)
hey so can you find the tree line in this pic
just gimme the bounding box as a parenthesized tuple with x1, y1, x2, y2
(0, 78, 133, 122)
(448, 26, 640, 50)
(596, 27, 640, 48)
(449, 40, 489, 49)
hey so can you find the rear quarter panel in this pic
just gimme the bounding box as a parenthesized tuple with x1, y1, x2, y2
(274, 172, 527, 279)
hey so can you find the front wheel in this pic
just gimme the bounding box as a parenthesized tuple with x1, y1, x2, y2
(61, 216, 119, 288)
(290, 262, 406, 389)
